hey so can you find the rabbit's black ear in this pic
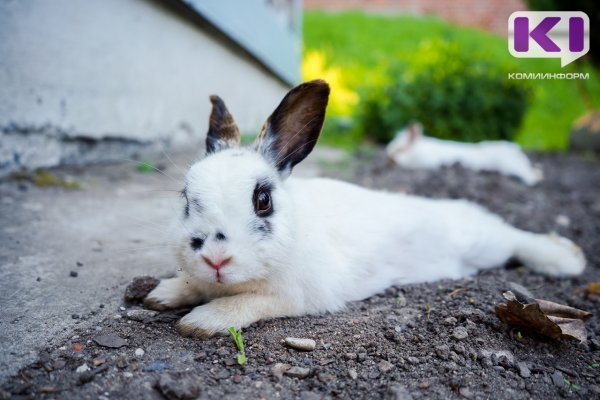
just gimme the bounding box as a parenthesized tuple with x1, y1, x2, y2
(206, 95, 241, 154)
(255, 80, 330, 177)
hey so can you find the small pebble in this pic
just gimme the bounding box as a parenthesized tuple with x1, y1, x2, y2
(135, 348, 145, 357)
(224, 359, 237, 367)
(119, 306, 126, 311)
(285, 366, 311, 379)
(407, 356, 420, 365)
(378, 360, 395, 372)
(452, 326, 468, 340)
(69, 271, 78, 278)
(71, 314, 80, 319)
(284, 337, 316, 351)
(348, 369, 358, 380)
(233, 375, 242, 384)
(76, 261, 84, 267)
(93, 334, 127, 348)
(444, 317, 458, 325)
(517, 362, 531, 378)
(551, 370, 564, 387)
(124, 276, 160, 301)
(126, 309, 158, 322)
(555, 214, 570, 227)
(123, 372, 133, 378)
(75, 364, 90, 373)
(317, 372, 335, 383)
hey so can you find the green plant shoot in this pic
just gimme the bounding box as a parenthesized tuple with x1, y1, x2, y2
(228, 327, 247, 365)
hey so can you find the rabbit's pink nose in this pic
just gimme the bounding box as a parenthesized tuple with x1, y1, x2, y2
(202, 256, 232, 271)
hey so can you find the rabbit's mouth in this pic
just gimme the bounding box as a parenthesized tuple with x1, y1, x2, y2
(215, 270, 224, 284)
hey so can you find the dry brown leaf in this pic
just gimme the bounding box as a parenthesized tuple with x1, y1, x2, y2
(495, 291, 592, 343)
(586, 282, 600, 294)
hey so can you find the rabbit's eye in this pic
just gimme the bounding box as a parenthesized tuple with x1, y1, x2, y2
(254, 189, 272, 217)
(190, 237, 205, 250)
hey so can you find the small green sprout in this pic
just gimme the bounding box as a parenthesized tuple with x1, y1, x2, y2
(228, 327, 247, 365)
(588, 362, 599, 369)
(516, 331, 523, 340)
(424, 304, 431, 319)
(136, 160, 156, 173)
(563, 378, 580, 391)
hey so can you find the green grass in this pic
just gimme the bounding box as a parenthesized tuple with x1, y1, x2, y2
(304, 11, 600, 150)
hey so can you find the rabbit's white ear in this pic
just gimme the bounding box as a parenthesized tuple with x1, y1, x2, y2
(255, 80, 330, 176)
(206, 95, 241, 154)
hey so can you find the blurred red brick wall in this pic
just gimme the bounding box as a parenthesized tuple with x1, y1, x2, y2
(303, 0, 527, 36)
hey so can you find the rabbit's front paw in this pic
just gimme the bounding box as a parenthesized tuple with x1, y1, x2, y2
(144, 276, 201, 310)
(176, 305, 231, 338)
(175, 294, 283, 338)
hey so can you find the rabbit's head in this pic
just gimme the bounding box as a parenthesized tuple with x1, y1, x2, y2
(176, 80, 329, 285)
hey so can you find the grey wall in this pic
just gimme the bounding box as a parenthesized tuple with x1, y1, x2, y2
(0, 0, 294, 175)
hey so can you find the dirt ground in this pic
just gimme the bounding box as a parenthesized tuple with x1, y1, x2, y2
(2, 150, 599, 399)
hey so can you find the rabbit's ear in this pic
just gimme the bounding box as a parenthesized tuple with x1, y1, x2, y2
(407, 122, 423, 144)
(256, 80, 329, 176)
(206, 95, 241, 154)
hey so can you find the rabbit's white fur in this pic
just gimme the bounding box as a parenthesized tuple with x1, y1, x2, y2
(145, 81, 585, 337)
(386, 123, 543, 185)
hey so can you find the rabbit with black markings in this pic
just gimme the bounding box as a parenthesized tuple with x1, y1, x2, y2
(145, 80, 586, 337)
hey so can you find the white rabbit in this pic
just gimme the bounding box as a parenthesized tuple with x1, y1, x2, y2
(145, 80, 585, 337)
(386, 123, 543, 185)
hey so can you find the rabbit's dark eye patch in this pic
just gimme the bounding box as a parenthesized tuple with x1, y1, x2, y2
(253, 180, 274, 218)
(190, 237, 205, 251)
